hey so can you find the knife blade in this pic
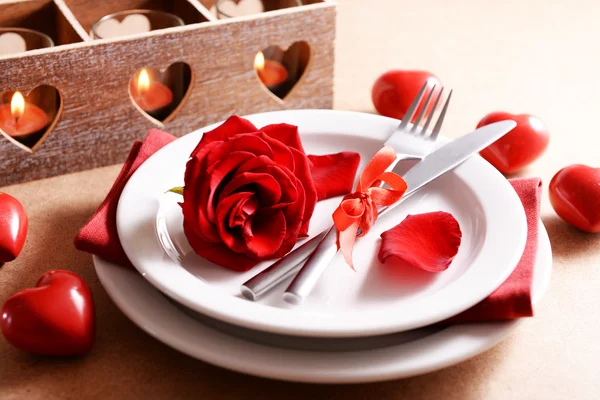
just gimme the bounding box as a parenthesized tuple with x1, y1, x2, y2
(280, 119, 517, 305)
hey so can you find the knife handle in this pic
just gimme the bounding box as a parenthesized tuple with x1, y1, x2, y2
(240, 231, 326, 301)
(282, 226, 339, 305)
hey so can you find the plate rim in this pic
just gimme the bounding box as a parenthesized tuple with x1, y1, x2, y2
(116, 109, 528, 337)
(94, 221, 551, 383)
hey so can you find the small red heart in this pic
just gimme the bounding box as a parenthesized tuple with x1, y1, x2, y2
(371, 70, 442, 122)
(477, 112, 550, 174)
(549, 164, 600, 233)
(1, 270, 95, 356)
(0, 192, 28, 263)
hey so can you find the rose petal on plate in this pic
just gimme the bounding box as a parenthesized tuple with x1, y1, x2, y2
(308, 152, 361, 200)
(378, 211, 462, 272)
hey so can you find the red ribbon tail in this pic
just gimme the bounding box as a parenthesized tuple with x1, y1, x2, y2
(338, 222, 359, 271)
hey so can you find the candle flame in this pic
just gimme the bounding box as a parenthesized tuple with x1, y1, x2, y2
(138, 69, 151, 93)
(254, 52, 265, 71)
(11, 91, 25, 120)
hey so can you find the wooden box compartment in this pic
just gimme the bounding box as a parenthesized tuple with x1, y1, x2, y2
(63, 0, 211, 32)
(0, 0, 85, 45)
(0, 0, 337, 186)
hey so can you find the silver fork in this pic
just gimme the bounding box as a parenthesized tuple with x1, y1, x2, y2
(241, 82, 452, 301)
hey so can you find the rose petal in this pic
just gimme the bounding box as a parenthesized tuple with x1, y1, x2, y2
(183, 220, 259, 271)
(279, 175, 305, 242)
(206, 135, 272, 170)
(265, 173, 306, 247)
(221, 170, 283, 206)
(206, 150, 255, 222)
(261, 123, 305, 153)
(227, 133, 274, 159)
(191, 116, 257, 157)
(222, 156, 298, 206)
(182, 141, 223, 242)
(229, 194, 258, 228)
(289, 148, 317, 236)
(243, 209, 287, 258)
(308, 152, 361, 200)
(378, 211, 462, 272)
(258, 132, 295, 170)
(245, 163, 298, 204)
(215, 192, 258, 253)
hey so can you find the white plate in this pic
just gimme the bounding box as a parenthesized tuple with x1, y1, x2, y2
(117, 110, 527, 337)
(94, 222, 551, 383)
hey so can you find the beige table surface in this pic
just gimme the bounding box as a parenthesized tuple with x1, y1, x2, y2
(2, 0, 600, 398)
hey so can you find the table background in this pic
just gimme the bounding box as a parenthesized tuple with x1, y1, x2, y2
(2, 0, 600, 398)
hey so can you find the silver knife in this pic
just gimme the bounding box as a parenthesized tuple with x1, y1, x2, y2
(277, 120, 517, 305)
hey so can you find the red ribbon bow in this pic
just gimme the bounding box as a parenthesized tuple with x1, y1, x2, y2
(332, 146, 407, 269)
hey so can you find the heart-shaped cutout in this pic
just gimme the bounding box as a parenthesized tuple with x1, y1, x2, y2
(213, 0, 264, 18)
(94, 14, 151, 39)
(0, 85, 62, 152)
(254, 41, 310, 101)
(0, 32, 27, 56)
(129, 62, 193, 125)
(0, 270, 95, 356)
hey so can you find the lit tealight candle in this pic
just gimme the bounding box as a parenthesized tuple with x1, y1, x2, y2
(254, 52, 288, 88)
(130, 68, 173, 114)
(0, 91, 49, 137)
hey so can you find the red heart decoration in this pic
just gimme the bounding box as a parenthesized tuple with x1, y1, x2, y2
(1, 270, 95, 356)
(549, 164, 600, 233)
(371, 70, 442, 121)
(477, 112, 550, 174)
(0, 192, 28, 263)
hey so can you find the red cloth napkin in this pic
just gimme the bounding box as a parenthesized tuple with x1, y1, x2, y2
(75, 129, 542, 323)
(446, 177, 542, 323)
(75, 129, 176, 268)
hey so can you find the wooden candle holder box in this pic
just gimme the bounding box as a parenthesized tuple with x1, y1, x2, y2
(0, 0, 336, 186)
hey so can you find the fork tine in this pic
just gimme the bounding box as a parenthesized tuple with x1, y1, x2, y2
(397, 82, 428, 131)
(410, 84, 437, 134)
(419, 87, 443, 136)
(430, 89, 452, 140)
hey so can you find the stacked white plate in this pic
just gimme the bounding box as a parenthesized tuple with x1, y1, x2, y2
(93, 110, 552, 383)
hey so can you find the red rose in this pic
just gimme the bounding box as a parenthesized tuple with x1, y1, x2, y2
(181, 116, 319, 271)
